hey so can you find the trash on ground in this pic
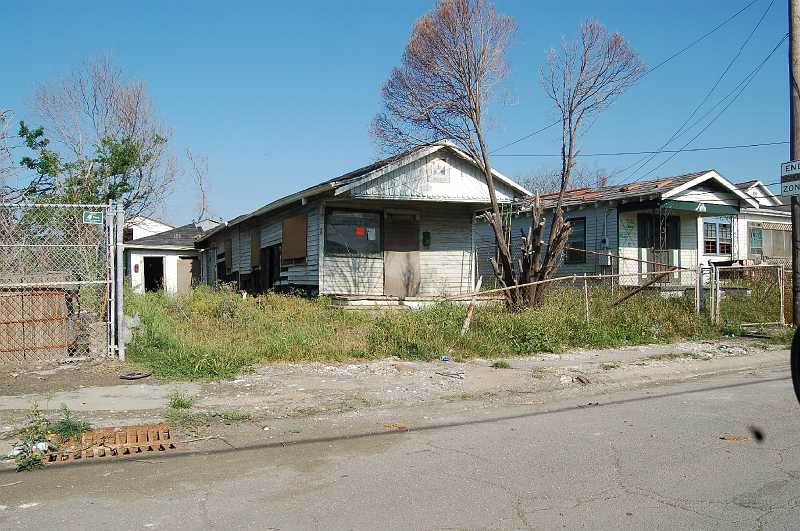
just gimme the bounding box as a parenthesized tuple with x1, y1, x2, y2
(720, 432, 750, 441)
(440, 355, 450, 362)
(435, 371, 465, 380)
(384, 422, 409, 432)
(573, 375, 591, 385)
(119, 371, 151, 381)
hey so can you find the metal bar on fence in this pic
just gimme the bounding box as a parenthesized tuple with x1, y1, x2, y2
(583, 273, 590, 324)
(779, 265, 786, 326)
(115, 202, 125, 361)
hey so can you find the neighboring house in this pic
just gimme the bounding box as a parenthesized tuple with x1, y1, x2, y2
(195, 143, 530, 301)
(125, 219, 221, 294)
(476, 170, 760, 288)
(124, 215, 174, 242)
(697, 180, 790, 268)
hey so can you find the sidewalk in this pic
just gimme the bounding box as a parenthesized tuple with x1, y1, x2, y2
(0, 338, 789, 452)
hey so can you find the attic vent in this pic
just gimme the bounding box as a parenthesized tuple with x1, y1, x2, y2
(430, 157, 450, 184)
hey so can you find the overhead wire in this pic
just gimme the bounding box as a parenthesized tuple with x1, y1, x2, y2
(619, 0, 776, 182)
(490, 0, 764, 155)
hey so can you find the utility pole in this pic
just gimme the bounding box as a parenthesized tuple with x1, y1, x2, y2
(791, 0, 800, 326)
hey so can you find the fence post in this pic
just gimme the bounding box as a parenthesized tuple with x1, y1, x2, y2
(115, 202, 125, 361)
(583, 273, 590, 324)
(695, 267, 702, 315)
(779, 265, 786, 326)
(715, 266, 720, 325)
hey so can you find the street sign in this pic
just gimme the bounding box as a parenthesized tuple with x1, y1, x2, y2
(82, 211, 104, 225)
(781, 160, 800, 196)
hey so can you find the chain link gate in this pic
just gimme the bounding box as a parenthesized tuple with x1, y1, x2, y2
(0, 203, 122, 365)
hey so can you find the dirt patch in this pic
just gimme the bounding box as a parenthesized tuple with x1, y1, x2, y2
(0, 359, 160, 395)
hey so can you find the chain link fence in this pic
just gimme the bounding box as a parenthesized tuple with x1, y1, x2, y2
(708, 264, 785, 327)
(0, 203, 120, 365)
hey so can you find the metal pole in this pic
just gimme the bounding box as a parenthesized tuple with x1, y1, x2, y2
(583, 273, 590, 324)
(779, 265, 787, 325)
(115, 202, 125, 360)
(791, 0, 800, 325)
(695, 266, 702, 315)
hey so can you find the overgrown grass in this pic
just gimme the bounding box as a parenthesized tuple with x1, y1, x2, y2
(126, 284, 723, 380)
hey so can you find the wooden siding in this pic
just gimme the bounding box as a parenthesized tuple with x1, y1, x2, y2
(474, 206, 619, 285)
(669, 186, 740, 207)
(348, 152, 518, 203)
(320, 201, 476, 296)
(201, 202, 321, 289)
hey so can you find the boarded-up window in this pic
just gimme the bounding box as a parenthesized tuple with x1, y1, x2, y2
(250, 229, 261, 269)
(282, 215, 307, 260)
(224, 239, 233, 274)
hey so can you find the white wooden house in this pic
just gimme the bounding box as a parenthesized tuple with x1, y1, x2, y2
(475, 170, 761, 288)
(697, 180, 790, 268)
(195, 143, 531, 302)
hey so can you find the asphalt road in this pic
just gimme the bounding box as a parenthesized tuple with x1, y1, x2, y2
(1, 365, 798, 530)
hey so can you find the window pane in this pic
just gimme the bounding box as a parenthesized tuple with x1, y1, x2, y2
(750, 228, 762, 256)
(719, 242, 731, 255)
(719, 223, 731, 241)
(704, 240, 717, 254)
(704, 223, 716, 239)
(565, 218, 586, 264)
(325, 210, 381, 257)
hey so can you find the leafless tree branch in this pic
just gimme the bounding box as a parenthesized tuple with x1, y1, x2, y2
(186, 148, 210, 221)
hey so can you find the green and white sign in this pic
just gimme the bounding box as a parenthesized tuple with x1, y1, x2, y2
(82, 211, 104, 225)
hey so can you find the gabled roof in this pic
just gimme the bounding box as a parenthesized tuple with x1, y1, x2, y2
(532, 170, 759, 210)
(735, 180, 783, 207)
(198, 143, 531, 243)
(126, 223, 204, 250)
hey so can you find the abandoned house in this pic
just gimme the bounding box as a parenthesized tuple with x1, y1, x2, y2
(194, 143, 530, 302)
(125, 219, 220, 294)
(475, 170, 765, 288)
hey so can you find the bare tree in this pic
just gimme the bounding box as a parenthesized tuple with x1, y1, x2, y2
(521, 20, 644, 306)
(520, 165, 609, 195)
(372, 0, 527, 306)
(33, 58, 175, 216)
(186, 148, 210, 221)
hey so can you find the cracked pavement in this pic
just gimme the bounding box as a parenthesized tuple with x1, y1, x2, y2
(0, 362, 798, 529)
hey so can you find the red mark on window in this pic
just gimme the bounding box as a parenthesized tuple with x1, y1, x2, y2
(355, 226, 366, 237)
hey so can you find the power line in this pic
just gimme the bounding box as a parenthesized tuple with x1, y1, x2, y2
(490, 0, 763, 155)
(493, 140, 788, 158)
(620, 0, 775, 181)
(632, 32, 788, 183)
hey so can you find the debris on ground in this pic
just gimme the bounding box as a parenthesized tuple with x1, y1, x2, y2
(119, 371, 151, 381)
(720, 433, 750, 442)
(384, 422, 409, 432)
(435, 371, 465, 380)
(440, 355, 450, 362)
(573, 375, 591, 385)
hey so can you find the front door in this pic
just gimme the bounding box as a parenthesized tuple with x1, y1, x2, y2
(384, 213, 420, 298)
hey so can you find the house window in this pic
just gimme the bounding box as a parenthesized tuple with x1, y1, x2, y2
(749, 227, 763, 257)
(703, 220, 732, 255)
(564, 217, 586, 264)
(325, 209, 382, 257)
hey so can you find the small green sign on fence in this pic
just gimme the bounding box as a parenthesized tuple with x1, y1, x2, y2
(82, 211, 104, 225)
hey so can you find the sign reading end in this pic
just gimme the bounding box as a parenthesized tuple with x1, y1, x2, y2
(82, 211, 104, 225)
(781, 160, 800, 197)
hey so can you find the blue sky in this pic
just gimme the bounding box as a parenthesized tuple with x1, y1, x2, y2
(0, 0, 789, 224)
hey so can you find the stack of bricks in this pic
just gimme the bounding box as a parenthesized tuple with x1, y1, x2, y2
(46, 423, 182, 463)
